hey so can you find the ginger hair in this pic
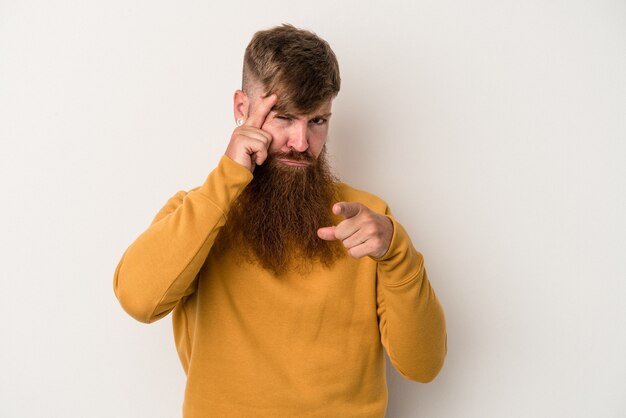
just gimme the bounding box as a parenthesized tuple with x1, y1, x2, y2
(242, 24, 341, 114)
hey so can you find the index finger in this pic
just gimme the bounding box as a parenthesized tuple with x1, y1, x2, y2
(245, 93, 278, 128)
(333, 202, 362, 219)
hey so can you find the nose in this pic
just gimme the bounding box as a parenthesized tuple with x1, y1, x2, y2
(287, 121, 309, 152)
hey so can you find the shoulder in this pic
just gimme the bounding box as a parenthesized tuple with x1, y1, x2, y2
(337, 182, 389, 214)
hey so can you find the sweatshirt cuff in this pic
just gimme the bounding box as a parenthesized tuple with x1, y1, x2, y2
(370, 215, 425, 286)
(191, 155, 253, 214)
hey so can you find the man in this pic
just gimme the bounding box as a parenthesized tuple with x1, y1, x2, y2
(114, 24, 447, 418)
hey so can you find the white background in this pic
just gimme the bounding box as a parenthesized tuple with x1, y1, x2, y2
(1, 1, 624, 417)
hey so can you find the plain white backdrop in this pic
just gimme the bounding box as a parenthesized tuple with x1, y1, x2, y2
(1, 1, 624, 417)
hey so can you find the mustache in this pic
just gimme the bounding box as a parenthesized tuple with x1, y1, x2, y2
(269, 150, 317, 164)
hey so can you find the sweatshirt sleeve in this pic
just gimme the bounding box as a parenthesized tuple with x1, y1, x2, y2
(372, 209, 448, 383)
(113, 155, 253, 324)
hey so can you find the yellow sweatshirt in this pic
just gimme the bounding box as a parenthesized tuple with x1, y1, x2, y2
(113, 155, 447, 418)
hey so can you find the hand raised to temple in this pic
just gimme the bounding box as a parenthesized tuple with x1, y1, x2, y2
(225, 93, 278, 173)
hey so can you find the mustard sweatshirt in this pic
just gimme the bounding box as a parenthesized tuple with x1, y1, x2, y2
(113, 155, 447, 418)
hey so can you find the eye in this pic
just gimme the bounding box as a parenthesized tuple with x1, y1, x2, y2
(310, 117, 327, 125)
(275, 115, 291, 121)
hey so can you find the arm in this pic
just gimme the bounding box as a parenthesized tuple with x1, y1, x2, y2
(317, 201, 447, 382)
(112, 155, 252, 323)
(373, 211, 447, 383)
(113, 92, 277, 323)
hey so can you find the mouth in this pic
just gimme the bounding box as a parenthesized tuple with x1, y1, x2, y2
(277, 159, 310, 167)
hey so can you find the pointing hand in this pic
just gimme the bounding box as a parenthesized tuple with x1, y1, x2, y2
(317, 202, 393, 259)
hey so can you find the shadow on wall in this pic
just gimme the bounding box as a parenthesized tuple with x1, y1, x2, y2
(325, 93, 381, 184)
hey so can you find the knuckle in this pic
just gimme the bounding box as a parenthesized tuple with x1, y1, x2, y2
(362, 224, 376, 237)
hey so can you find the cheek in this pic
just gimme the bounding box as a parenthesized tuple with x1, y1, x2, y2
(309, 130, 328, 156)
(268, 134, 289, 152)
(261, 123, 288, 151)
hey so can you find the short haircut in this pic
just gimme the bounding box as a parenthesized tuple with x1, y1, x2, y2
(242, 24, 341, 114)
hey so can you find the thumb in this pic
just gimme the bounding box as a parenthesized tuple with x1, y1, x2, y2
(317, 226, 337, 241)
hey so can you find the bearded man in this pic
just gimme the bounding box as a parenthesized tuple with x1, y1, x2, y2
(114, 24, 447, 418)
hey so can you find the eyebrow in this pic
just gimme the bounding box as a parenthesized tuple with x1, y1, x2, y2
(275, 112, 333, 119)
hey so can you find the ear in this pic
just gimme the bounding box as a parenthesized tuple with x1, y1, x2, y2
(233, 89, 249, 122)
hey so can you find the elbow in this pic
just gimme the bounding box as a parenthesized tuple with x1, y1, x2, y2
(392, 334, 448, 383)
(113, 260, 159, 324)
(413, 358, 446, 383)
(399, 354, 446, 383)
(115, 291, 158, 324)
(417, 334, 448, 383)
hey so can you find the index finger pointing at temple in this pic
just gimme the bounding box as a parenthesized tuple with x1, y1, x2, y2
(245, 93, 278, 129)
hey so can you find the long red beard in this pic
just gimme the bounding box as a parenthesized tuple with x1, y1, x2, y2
(214, 147, 344, 276)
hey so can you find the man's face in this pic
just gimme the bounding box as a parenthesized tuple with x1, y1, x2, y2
(253, 97, 333, 166)
(221, 92, 341, 275)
